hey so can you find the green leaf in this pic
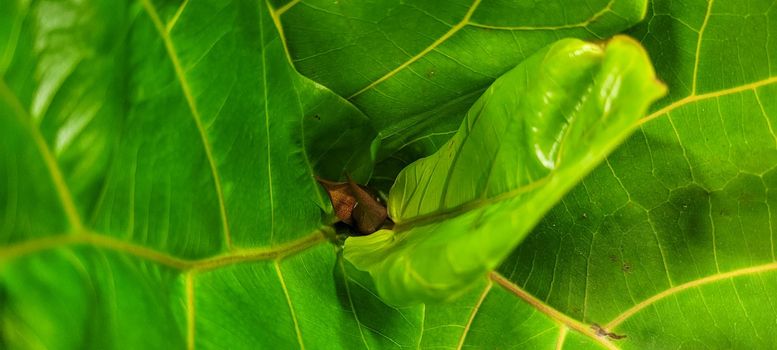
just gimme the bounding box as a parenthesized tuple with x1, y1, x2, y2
(4, 0, 777, 349)
(0, 0, 376, 348)
(473, 1, 777, 349)
(275, 0, 653, 191)
(277, 0, 648, 131)
(344, 36, 666, 306)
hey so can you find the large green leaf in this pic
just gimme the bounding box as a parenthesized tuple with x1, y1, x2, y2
(275, 0, 647, 132)
(3, 0, 777, 349)
(0, 0, 377, 348)
(274, 0, 652, 190)
(344, 36, 666, 306)
(448, 0, 777, 349)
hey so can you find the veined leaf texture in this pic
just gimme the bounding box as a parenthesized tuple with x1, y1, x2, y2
(2, 0, 777, 349)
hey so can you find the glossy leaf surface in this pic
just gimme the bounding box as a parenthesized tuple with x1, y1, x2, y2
(492, 0, 777, 348)
(0, 0, 376, 348)
(275, 0, 652, 191)
(276, 0, 648, 134)
(3, 0, 777, 349)
(344, 36, 666, 306)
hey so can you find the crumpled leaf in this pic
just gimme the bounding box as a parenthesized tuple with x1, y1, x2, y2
(316, 176, 388, 233)
(344, 35, 666, 306)
(316, 178, 359, 224)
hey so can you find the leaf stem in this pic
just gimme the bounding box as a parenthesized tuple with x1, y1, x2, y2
(0, 229, 328, 271)
(489, 271, 619, 350)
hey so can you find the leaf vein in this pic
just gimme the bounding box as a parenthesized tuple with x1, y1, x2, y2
(467, 0, 614, 32)
(0, 79, 83, 232)
(640, 76, 777, 125)
(455, 281, 491, 350)
(489, 271, 618, 350)
(691, 0, 714, 94)
(347, 0, 483, 99)
(140, 0, 233, 249)
(338, 258, 370, 349)
(0, 229, 326, 271)
(605, 260, 777, 329)
(275, 261, 305, 349)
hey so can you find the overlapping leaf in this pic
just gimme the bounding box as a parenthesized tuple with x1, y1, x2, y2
(3, 0, 774, 349)
(275, 0, 652, 190)
(451, 0, 777, 349)
(344, 36, 666, 306)
(276, 0, 647, 133)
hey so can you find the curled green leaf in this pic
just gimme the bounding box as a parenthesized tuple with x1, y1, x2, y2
(344, 35, 667, 306)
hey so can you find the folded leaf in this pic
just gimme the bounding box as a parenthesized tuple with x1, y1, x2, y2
(277, 0, 652, 193)
(344, 35, 666, 306)
(493, 1, 777, 348)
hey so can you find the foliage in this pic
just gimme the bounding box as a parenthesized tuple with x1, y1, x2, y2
(2, 0, 776, 349)
(345, 36, 665, 306)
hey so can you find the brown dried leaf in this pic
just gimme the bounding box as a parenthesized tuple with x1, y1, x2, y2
(316, 175, 388, 234)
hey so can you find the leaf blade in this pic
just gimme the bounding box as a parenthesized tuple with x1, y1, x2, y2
(345, 36, 666, 306)
(494, 1, 777, 348)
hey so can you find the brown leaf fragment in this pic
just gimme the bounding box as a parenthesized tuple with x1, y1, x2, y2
(316, 177, 356, 225)
(346, 174, 388, 234)
(315, 175, 389, 234)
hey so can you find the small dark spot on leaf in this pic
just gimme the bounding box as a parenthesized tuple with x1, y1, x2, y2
(581, 212, 588, 220)
(426, 69, 435, 78)
(622, 262, 632, 273)
(609, 255, 618, 263)
(312, 114, 321, 121)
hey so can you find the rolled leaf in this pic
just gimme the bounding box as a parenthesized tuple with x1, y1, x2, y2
(345, 35, 667, 306)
